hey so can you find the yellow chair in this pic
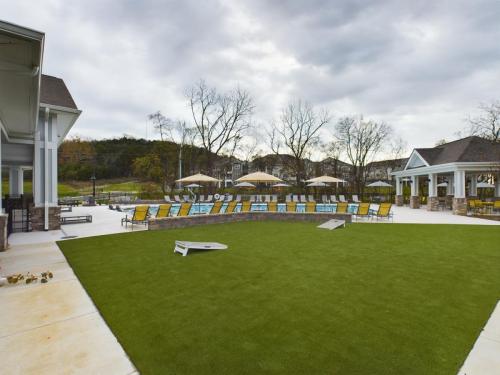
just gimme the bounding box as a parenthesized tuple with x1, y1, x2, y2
(494, 200, 500, 213)
(226, 201, 238, 214)
(177, 203, 192, 217)
(305, 202, 316, 213)
(355, 202, 371, 220)
(241, 201, 252, 213)
(286, 202, 297, 213)
(375, 203, 393, 221)
(121, 205, 149, 229)
(210, 201, 223, 214)
(156, 204, 171, 218)
(268, 202, 278, 212)
(336, 202, 348, 214)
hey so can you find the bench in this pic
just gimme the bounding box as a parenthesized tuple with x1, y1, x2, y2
(60, 214, 92, 225)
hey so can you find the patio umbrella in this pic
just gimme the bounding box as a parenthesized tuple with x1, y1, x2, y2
(307, 182, 327, 187)
(477, 182, 494, 188)
(366, 180, 392, 187)
(234, 182, 256, 188)
(236, 171, 283, 183)
(306, 175, 345, 183)
(176, 173, 220, 204)
(185, 183, 202, 188)
(273, 183, 290, 188)
(437, 182, 448, 187)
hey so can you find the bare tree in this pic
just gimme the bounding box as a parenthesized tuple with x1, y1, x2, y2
(188, 80, 254, 173)
(272, 100, 330, 186)
(148, 111, 173, 141)
(466, 101, 500, 142)
(335, 115, 392, 194)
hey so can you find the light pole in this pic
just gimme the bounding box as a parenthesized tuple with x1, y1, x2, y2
(89, 173, 96, 206)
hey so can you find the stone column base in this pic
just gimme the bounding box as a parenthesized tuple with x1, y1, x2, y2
(453, 198, 467, 216)
(395, 195, 404, 206)
(410, 196, 420, 209)
(427, 196, 439, 211)
(0, 213, 8, 251)
(30, 206, 61, 231)
(445, 195, 453, 209)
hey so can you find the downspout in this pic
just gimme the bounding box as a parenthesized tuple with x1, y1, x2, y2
(44, 107, 49, 231)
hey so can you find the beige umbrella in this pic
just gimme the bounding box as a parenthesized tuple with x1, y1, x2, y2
(306, 175, 345, 183)
(236, 171, 283, 183)
(176, 173, 220, 183)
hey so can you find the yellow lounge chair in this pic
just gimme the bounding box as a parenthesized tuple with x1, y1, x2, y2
(210, 201, 223, 214)
(494, 200, 500, 213)
(336, 202, 348, 214)
(156, 204, 171, 219)
(268, 202, 278, 212)
(305, 202, 316, 213)
(121, 205, 149, 229)
(177, 203, 192, 217)
(355, 202, 371, 220)
(241, 201, 252, 213)
(375, 203, 393, 221)
(286, 202, 297, 213)
(226, 201, 238, 214)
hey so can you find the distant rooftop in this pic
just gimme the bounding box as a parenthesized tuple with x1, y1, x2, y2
(40, 74, 78, 110)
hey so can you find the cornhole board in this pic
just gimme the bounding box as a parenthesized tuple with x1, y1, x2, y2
(174, 241, 228, 256)
(317, 219, 346, 230)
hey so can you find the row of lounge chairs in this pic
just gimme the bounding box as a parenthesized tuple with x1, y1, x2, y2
(164, 194, 364, 204)
(122, 202, 393, 228)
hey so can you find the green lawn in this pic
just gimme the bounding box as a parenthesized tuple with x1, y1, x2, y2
(58, 222, 500, 375)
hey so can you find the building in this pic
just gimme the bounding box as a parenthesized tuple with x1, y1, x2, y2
(391, 136, 500, 215)
(0, 20, 80, 246)
(366, 158, 408, 182)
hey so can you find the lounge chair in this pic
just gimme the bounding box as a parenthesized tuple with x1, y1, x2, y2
(241, 201, 252, 212)
(286, 202, 297, 212)
(330, 195, 338, 203)
(355, 202, 371, 220)
(108, 204, 115, 210)
(307, 195, 315, 203)
(199, 195, 205, 203)
(339, 195, 347, 203)
(286, 194, 292, 203)
(305, 202, 316, 213)
(375, 203, 393, 221)
(205, 194, 213, 203)
(352, 195, 361, 203)
(225, 201, 238, 213)
(177, 203, 192, 216)
(292, 195, 299, 203)
(235, 195, 242, 202)
(156, 204, 172, 218)
(164, 195, 174, 203)
(271, 194, 278, 202)
(300, 195, 307, 203)
(321, 195, 329, 204)
(268, 202, 278, 212)
(226, 195, 233, 202)
(494, 200, 500, 213)
(249, 195, 256, 202)
(264, 194, 271, 203)
(121, 205, 149, 229)
(210, 201, 223, 214)
(216, 195, 225, 202)
(336, 202, 348, 214)
(182, 195, 190, 203)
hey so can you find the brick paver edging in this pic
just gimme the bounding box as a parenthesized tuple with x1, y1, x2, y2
(148, 212, 352, 230)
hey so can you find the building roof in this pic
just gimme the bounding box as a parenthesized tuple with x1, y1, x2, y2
(40, 74, 78, 110)
(415, 136, 500, 165)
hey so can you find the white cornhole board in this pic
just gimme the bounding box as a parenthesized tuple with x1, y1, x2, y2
(317, 219, 346, 230)
(174, 241, 228, 256)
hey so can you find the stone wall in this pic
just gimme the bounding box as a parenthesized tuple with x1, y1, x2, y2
(149, 211, 352, 231)
(0, 214, 8, 251)
(452, 198, 467, 216)
(30, 206, 61, 231)
(409, 196, 420, 209)
(395, 195, 404, 207)
(427, 196, 439, 211)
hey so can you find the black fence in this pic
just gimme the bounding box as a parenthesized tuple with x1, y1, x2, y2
(3, 194, 33, 235)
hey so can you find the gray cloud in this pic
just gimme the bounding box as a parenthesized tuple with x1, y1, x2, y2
(2, 0, 500, 154)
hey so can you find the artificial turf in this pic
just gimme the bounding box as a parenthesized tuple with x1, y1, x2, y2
(57, 222, 500, 375)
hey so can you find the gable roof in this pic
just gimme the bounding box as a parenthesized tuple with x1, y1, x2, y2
(40, 74, 78, 110)
(414, 136, 500, 165)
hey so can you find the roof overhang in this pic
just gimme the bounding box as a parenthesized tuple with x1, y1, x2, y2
(0, 20, 44, 141)
(403, 149, 429, 170)
(391, 162, 499, 177)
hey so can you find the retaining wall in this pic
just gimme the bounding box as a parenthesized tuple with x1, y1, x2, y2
(148, 211, 352, 230)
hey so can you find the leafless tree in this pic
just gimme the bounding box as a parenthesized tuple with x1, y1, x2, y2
(147, 111, 174, 141)
(335, 115, 392, 194)
(271, 100, 330, 186)
(466, 101, 500, 142)
(188, 80, 254, 173)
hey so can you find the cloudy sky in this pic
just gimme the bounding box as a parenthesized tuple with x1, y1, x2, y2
(3, 0, 500, 158)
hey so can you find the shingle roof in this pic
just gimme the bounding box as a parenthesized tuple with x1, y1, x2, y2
(40, 74, 78, 110)
(415, 136, 500, 165)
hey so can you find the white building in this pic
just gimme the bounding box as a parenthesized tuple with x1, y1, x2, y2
(0, 20, 80, 246)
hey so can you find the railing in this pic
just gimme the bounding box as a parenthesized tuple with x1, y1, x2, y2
(3, 194, 33, 235)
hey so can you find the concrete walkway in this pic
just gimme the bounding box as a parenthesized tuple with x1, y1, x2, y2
(0, 239, 137, 375)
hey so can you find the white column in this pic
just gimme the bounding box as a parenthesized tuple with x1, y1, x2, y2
(469, 174, 477, 197)
(428, 173, 437, 197)
(447, 176, 454, 195)
(495, 174, 500, 198)
(454, 170, 466, 199)
(411, 176, 419, 196)
(395, 177, 402, 195)
(9, 167, 24, 197)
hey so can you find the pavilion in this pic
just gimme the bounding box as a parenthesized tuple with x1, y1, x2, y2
(0, 20, 80, 247)
(391, 136, 500, 215)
